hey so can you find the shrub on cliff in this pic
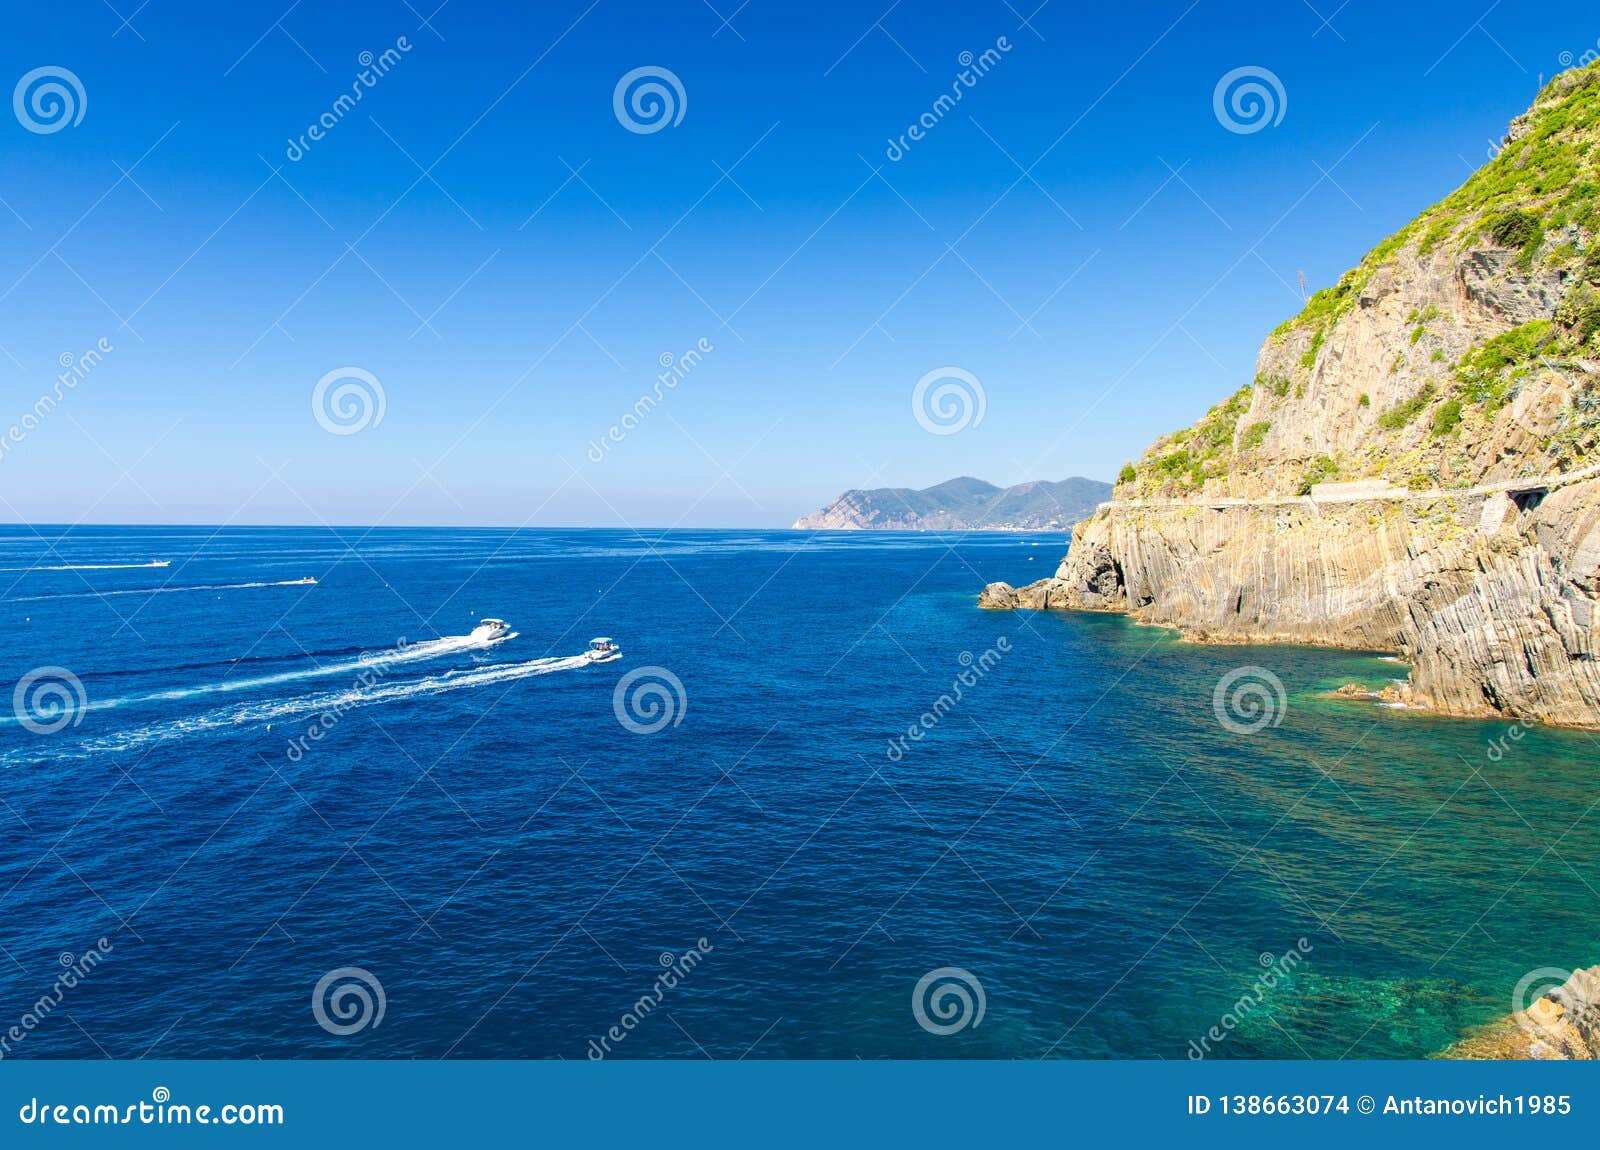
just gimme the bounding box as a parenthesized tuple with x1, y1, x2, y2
(1378, 382, 1439, 430)
(1455, 320, 1557, 409)
(1431, 399, 1463, 437)
(1296, 455, 1340, 495)
(1486, 209, 1542, 250)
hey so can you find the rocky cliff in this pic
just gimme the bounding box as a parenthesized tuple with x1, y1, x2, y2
(794, 476, 1109, 531)
(982, 66, 1600, 727)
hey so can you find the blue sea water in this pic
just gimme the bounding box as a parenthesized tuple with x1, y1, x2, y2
(0, 525, 1596, 1060)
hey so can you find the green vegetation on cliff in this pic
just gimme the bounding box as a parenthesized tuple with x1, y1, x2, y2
(1453, 320, 1557, 409)
(1378, 382, 1438, 430)
(1269, 66, 1600, 344)
(1125, 62, 1600, 500)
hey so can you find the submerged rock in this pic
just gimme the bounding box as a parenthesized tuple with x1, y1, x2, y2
(1331, 682, 1409, 705)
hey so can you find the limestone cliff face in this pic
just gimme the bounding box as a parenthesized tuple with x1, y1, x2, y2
(1020, 477, 1600, 724)
(984, 66, 1600, 727)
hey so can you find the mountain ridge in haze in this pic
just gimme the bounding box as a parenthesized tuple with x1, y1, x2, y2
(792, 476, 1111, 531)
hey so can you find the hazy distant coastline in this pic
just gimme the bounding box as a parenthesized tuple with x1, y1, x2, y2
(792, 476, 1111, 531)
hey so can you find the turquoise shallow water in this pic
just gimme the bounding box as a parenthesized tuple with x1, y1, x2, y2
(0, 526, 1595, 1059)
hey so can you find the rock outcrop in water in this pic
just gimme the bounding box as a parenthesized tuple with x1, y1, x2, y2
(983, 66, 1600, 728)
(794, 476, 1109, 531)
(1439, 966, 1600, 1059)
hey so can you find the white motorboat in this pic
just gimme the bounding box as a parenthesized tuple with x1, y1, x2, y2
(470, 617, 512, 643)
(586, 637, 620, 661)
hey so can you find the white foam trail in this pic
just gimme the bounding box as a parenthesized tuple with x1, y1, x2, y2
(7, 577, 316, 602)
(3, 560, 171, 572)
(0, 632, 511, 723)
(1, 650, 597, 763)
(127, 633, 513, 705)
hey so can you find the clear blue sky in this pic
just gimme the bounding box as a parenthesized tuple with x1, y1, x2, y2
(0, 0, 1586, 526)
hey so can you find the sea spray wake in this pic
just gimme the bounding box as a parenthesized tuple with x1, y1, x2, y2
(0, 649, 604, 765)
(0, 631, 514, 724)
(6, 577, 316, 602)
(2, 560, 170, 572)
(7, 526, 1600, 1060)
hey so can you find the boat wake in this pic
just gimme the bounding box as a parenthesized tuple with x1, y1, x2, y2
(2, 560, 171, 572)
(1, 650, 598, 765)
(0, 631, 512, 724)
(7, 577, 316, 602)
